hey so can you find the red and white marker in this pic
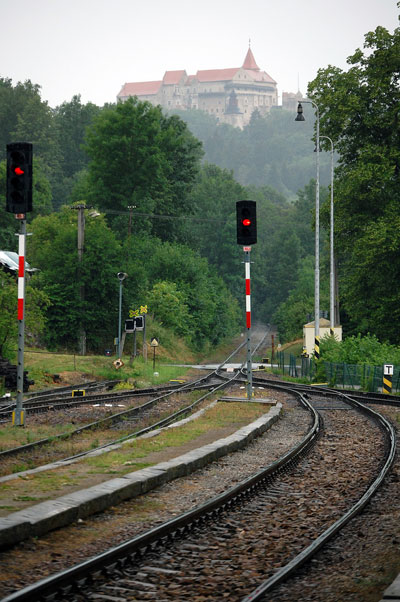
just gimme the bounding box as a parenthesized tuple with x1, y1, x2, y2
(18, 234, 25, 320)
(245, 260, 251, 329)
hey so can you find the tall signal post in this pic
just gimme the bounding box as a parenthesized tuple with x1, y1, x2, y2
(6, 142, 33, 426)
(236, 200, 257, 400)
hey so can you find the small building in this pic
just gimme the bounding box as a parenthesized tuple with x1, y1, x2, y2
(303, 318, 342, 357)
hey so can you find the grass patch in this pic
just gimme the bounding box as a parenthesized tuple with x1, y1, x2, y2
(20, 348, 192, 392)
(13, 495, 39, 502)
(0, 422, 80, 452)
(0, 399, 270, 510)
(84, 401, 266, 475)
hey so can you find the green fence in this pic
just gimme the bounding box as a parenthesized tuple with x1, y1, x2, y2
(275, 352, 316, 380)
(273, 354, 399, 391)
(324, 362, 400, 392)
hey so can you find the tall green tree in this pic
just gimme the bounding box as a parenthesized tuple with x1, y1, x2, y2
(53, 96, 102, 207)
(308, 13, 400, 340)
(29, 208, 122, 351)
(83, 97, 203, 242)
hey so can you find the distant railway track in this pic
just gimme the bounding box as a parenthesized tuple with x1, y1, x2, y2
(2, 380, 395, 602)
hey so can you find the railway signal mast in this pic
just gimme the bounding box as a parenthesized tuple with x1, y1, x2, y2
(236, 200, 257, 400)
(6, 142, 33, 426)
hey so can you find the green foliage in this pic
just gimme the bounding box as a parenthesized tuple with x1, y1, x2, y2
(28, 208, 122, 351)
(0, 78, 103, 210)
(308, 19, 400, 341)
(320, 333, 400, 366)
(173, 106, 333, 197)
(83, 98, 203, 242)
(146, 281, 192, 337)
(143, 240, 241, 348)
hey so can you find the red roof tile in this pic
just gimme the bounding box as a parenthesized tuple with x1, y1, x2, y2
(242, 47, 259, 70)
(196, 68, 239, 82)
(163, 70, 187, 85)
(118, 81, 161, 97)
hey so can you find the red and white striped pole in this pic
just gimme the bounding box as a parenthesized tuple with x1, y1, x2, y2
(244, 247, 252, 399)
(245, 259, 251, 329)
(13, 218, 26, 426)
(17, 232, 25, 320)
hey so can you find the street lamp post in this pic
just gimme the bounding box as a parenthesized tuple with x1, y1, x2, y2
(319, 135, 335, 332)
(296, 101, 320, 358)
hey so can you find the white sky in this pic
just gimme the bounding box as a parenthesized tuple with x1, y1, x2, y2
(1, 0, 398, 108)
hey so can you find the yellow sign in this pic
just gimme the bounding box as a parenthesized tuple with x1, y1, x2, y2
(129, 305, 148, 318)
(150, 337, 159, 347)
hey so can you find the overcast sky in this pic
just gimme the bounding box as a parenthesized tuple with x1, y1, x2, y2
(1, 0, 398, 108)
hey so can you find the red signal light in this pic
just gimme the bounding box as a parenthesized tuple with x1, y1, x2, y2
(14, 167, 24, 176)
(242, 218, 251, 226)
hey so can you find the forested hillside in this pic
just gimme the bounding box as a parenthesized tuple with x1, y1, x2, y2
(1, 14, 399, 355)
(172, 107, 333, 199)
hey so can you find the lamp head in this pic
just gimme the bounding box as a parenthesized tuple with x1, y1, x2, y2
(295, 103, 305, 122)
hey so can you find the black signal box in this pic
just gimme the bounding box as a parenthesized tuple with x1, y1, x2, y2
(6, 142, 33, 214)
(236, 200, 257, 245)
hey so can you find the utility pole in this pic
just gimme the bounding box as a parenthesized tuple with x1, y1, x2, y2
(76, 203, 86, 355)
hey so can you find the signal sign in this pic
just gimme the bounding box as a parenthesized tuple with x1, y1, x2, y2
(236, 200, 257, 245)
(6, 142, 33, 215)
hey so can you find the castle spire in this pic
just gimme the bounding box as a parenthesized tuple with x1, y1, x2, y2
(242, 45, 260, 71)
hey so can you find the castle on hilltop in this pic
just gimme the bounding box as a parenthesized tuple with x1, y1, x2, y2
(117, 46, 302, 128)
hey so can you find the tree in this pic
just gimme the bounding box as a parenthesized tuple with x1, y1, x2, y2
(308, 15, 400, 341)
(29, 209, 122, 351)
(83, 98, 203, 241)
(53, 96, 102, 207)
(273, 257, 329, 343)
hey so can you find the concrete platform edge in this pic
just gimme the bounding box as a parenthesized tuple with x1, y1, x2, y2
(0, 403, 282, 548)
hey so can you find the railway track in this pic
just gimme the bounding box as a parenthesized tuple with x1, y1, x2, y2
(2, 380, 395, 601)
(0, 328, 273, 472)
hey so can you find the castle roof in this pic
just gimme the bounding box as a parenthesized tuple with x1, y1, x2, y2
(163, 70, 187, 85)
(117, 47, 277, 99)
(118, 80, 161, 97)
(242, 47, 259, 70)
(196, 68, 240, 82)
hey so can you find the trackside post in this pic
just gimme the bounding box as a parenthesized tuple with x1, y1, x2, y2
(244, 247, 252, 400)
(236, 200, 257, 401)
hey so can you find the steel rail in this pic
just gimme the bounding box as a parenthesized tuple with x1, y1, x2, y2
(242, 388, 397, 601)
(1, 384, 319, 602)
(0, 334, 264, 465)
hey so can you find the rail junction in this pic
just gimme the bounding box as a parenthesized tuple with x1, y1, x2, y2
(1, 329, 400, 601)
